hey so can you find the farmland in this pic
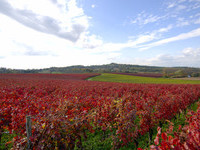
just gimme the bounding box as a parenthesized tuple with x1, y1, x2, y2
(0, 73, 200, 149)
(111, 72, 163, 78)
(91, 73, 200, 84)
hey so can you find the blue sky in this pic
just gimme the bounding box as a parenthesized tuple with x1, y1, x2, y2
(0, 0, 200, 69)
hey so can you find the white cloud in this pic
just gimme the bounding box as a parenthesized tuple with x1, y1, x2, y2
(167, 0, 200, 12)
(91, 4, 96, 8)
(7, 0, 64, 18)
(139, 28, 200, 50)
(86, 25, 174, 53)
(143, 15, 162, 25)
(133, 34, 157, 45)
(0, 13, 73, 54)
(0, 0, 114, 69)
(130, 25, 173, 45)
(0, 9, 119, 69)
(176, 17, 190, 27)
(166, 0, 186, 9)
(167, 3, 176, 8)
(77, 32, 103, 49)
(120, 47, 200, 68)
(158, 24, 173, 32)
(176, 5, 187, 11)
(130, 0, 194, 27)
(148, 47, 200, 67)
(0, 0, 91, 42)
(131, 12, 163, 25)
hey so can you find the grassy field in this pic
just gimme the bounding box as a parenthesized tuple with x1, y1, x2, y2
(90, 73, 200, 84)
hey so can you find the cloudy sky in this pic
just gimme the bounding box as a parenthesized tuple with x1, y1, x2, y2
(0, 0, 200, 69)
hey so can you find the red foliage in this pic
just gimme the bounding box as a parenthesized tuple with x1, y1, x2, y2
(148, 102, 200, 150)
(0, 74, 200, 149)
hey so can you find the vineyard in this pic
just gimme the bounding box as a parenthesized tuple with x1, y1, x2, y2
(147, 102, 200, 150)
(0, 74, 200, 149)
(111, 73, 163, 78)
(91, 73, 200, 84)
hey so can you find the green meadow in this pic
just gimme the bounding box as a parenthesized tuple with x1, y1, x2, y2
(90, 73, 200, 84)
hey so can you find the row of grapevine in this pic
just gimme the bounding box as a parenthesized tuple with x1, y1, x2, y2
(0, 74, 200, 149)
(142, 102, 200, 150)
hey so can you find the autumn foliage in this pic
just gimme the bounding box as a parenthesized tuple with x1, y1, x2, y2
(0, 74, 200, 149)
(147, 102, 200, 150)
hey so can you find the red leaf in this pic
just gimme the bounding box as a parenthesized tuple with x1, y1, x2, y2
(161, 133, 167, 141)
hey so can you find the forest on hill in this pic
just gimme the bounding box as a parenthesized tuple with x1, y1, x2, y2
(1, 63, 200, 77)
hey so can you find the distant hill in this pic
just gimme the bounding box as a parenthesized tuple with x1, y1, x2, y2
(1, 63, 200, 77)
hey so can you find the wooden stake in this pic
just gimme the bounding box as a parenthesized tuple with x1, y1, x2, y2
(26, 116, 32, 150)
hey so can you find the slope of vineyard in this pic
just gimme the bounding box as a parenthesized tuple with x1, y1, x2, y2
(111, 72, 163, 78)
(90, 73, 200, 84)
(0, 74, 200, 149)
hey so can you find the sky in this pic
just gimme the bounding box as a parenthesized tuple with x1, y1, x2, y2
(0, 0, 200, 69)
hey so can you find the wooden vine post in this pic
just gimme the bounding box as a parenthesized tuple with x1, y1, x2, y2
(26, 116, 32, 150)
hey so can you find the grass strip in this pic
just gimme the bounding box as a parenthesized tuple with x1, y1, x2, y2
(91, 73, 200, 84)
